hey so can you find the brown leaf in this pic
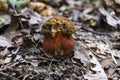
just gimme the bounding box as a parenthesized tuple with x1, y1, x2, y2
(100, 58, 113, 68)
(0, 0, 8, 12)
(29, 2, 55, 16)
(107, 67, 116, 78)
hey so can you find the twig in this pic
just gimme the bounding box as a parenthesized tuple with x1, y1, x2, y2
(47, 59, 53, 78)
(25, 56, 62, 62)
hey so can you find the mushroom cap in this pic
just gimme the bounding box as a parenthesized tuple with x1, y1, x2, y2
(41, 16, 75, 37)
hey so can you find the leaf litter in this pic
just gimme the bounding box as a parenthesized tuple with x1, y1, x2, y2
(0, 0, 120, 80)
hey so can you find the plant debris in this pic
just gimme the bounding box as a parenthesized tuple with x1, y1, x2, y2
(0, 0, 120, 80)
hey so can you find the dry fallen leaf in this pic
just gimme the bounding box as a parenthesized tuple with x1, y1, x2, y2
(99, 7, 120, 28)
(109, 50, 120, 58)
(114, 0, 120, 5)
(100, 58, 113, 68)
(0, 0, 8, 12)
(29, 2, 55, 16)
(3, 57, 12, 64)
(107, 67, 116, 78)
(0, 48, 10, 59)
(84, 51, 108, 80)
(74, 50, 89, 66)
(96, 42, 110, 55)
(104, 0, 114, 6)
(0, 36, 13, 48)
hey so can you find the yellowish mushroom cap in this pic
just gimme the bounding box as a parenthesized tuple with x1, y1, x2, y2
(41, 16, 75, 37)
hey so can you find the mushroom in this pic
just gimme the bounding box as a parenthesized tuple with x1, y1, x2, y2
(41, 16, 75, 58)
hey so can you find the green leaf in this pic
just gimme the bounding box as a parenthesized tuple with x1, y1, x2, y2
(75, 43, 81, 51)
(0, 17, 5, 25)
(84, 0, 93, 3)
(16, 0, 28, 9)
(8, 0, 29, 9)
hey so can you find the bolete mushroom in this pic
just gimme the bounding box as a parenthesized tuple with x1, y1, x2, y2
(41, 16, 75, 58)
